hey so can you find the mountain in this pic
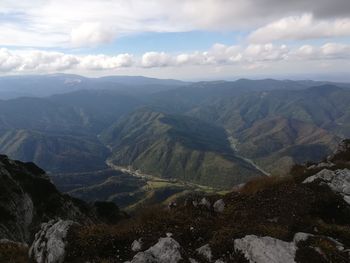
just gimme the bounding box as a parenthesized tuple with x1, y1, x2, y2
(48, 89, 143, 133)
(183, 85, 350, 174)
(97, 75, 187, 86)
(147, 79, 345, 114)
(101, 108, 263, 188)
(5, 140, 349, 263)
(0, 89, 142, 134)
(191, 85, 350, 135)
(235, 116, 340, 174)
(0, 96, 87, 133)
(1, 78, 350, 192)
(0, 129, 109, 173)
(1, 74, 348, 101)
(0, 74, 188, 99)
(0, 89, 143, 172)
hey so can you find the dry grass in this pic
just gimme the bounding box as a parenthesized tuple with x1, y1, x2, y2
(296, 236, 350, 263)
(0, 243, 28, 263)
(239, 175, 293, 195)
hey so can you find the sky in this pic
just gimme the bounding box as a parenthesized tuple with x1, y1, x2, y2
(0, 0, 350, 80)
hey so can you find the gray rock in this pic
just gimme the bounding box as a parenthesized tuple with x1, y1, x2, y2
(234, 235, 297, 263)
(200, 198, 211, 209)
(234, 233, 312, 263)
(131, 239, 143, 252)
(303, 169, 350, 205)
(196, 244, 212, 261)
(213, 199, 225, 213)
(29, 219, 76, 263)
(130, 237, 182, 263)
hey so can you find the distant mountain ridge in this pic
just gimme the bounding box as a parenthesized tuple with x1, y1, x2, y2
(0, 77, 349, 189)
(185, 84, 349, 174)
(0, 74, 189, 99)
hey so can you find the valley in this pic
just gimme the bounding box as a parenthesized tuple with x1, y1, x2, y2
(227, 134, 271, 176)
(0, 75, 349, 209)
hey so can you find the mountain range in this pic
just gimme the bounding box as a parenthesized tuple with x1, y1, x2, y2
(0, 74, 187, 99)
(0, 75, 350, 207)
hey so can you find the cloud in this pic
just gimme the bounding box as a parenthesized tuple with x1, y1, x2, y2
(0, 41, 349, 73)
(0, 49, 133, 72)
(19, 51, 79, 71)
(80, 53, 133, 69)
(249, 14, 350, 43)
(141, 52, 173, 67)
(176, 52, 213, 66)
(243, 44, 289, 61)
(294, 43, 350, 60)
(175, 43, 289, 66)
(171, 42, 349, 66)
(1, 1, 350, 47)
(70, 23, 116, 47)
(0, 48, 22, 71)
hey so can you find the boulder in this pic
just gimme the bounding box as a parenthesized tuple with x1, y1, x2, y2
(303, 169, 350, 204)
(130, 237, 182, 263)
(29, 220, 76, 263)
(213, 199, 225, 213)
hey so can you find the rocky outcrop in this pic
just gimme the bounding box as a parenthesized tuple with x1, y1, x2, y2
(234, 233, 349, 263)
(0, 154, 124, 244)
(234, 234, 305, 263)
(129, 237, 182, 263)
(303, 169, 350, 204)
(0, 156, 40, 242)
(29, 220, 76, 263)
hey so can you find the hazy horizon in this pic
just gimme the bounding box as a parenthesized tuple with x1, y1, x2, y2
(2, 72, 350, 83)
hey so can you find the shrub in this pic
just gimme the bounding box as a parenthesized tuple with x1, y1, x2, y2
(239, 175, 293, 195)
(0, 243, 28, 263)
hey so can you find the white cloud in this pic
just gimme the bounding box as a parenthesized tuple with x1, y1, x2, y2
(19, 51, 79, 71)
(321, 43, 350, 58)
(294, 43, 350, 60)
(249, 14, 350, 43)
(0, 48, 22, 71)
(1, 1, 350, 47)
(176, 52, 211, 66)
(0, 41, 349, 74)
(175, 43, 289, 66)
(70, 23, 116, 47)
(80, 53, 133, 70)
(141, 52, 173, 67)
(243, 44, 289, 61)
(0, 49, 133, 72)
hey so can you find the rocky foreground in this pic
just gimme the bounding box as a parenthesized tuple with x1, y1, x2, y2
(1, 141, 350, 262)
